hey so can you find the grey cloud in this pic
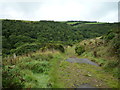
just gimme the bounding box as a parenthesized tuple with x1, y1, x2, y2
(93, 2, 117, 18)
(1, 2, 42, 15)
(0, 1, 118, 22)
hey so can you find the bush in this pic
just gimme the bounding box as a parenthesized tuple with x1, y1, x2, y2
(112, 34, 120, 58)
(31, 54, 53, 61)
(10, 43, 43, 55)
(104, 32, 115, 41)
(75, 45, 85, 55)
(104, 60, 120, 78)
(2, 65, 24, 88)
(17, 56, 51, 73)
(41, 44, 65, 53)
(105, 60, 119, 68)
(19, 61, 50, 73)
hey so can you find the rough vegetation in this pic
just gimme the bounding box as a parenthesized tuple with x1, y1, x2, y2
(77, 28, 120, 79)
(75, 45, 85, 55)
(2, 19, 119, 88)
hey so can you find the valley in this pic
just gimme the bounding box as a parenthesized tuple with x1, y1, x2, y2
(2, 19, 120, 88)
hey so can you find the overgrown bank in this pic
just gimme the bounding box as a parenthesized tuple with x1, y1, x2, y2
(75, 28, 120, 79)
(3, 50, 66, 88)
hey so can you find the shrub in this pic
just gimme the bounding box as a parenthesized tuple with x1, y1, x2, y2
(112, 34, 120, 58)
(104, 60, 120, 78)
(10, 43, 43, 55)
(30, 53, 53, 61)
(2, 65, 24, 88)
(104, 31, 115, 41)
(41, 44, 65, 53)
(75, 45, 85, 55)
(18, 60, 50, 73)
(30, 61, 49, 73)
(105, 60, 119, 68)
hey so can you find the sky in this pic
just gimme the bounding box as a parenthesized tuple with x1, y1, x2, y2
(0, 0, 119, 22)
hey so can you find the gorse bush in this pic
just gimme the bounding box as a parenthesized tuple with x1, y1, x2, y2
(41, 44, 65, 53)
(75, 45, 85, 55)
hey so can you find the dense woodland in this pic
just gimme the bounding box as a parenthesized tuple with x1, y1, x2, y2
(2, 19, 119, 57)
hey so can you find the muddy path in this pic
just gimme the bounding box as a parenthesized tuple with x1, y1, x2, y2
(66, 58, 99, 88)
(66, 58, 99, 66)
(58, 56, 118, 88)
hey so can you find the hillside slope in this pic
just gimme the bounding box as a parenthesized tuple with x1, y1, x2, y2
(2, 19, 118, 57)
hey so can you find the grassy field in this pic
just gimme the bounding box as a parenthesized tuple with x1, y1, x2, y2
(66, 22, 79, 25)
(66, 21, 106, 26)
(84, 22, 106, 24)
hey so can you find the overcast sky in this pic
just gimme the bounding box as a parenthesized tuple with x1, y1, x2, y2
(0, 0, 119, 22)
